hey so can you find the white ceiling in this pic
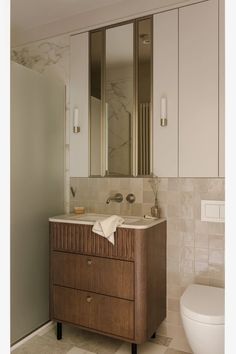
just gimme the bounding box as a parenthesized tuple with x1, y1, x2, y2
(11, 0, 124, 32)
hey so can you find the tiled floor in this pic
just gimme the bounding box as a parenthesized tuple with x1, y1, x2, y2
(12, 323, 192, 354)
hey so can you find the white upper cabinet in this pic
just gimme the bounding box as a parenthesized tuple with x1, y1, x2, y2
(219, 0, 225, 177)
(153, 0, 223, 177)
(70, 0, 224, 178)
(70, 32, 89, 177)
(179, 0, 219, 177)
(153, 10, 178, 177)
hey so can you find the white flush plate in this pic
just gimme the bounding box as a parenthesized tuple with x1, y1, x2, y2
(201, 200, 225, 223)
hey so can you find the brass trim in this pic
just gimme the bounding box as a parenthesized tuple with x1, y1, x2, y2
(101, 28, 106, 177)
(133, 19, 138, 177)
(150, 15, 153, 175)
(73, 126, 80, 133)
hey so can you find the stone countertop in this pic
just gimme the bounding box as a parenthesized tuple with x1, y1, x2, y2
(49, 213, 166, 230)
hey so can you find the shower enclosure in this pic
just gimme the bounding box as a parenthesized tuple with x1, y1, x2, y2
(11, 62, 65, 344)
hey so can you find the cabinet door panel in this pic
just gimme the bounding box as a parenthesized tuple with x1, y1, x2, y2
(179, 0, 218, 177)
(219, 0, 225, 177)
(153, 10, 178, 177)
(53, 286, 134, 339)
(70, 33, 89, 177)
(52, 252, 134, 300)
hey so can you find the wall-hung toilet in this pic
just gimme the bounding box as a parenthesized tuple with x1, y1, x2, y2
(180, 284, 224, 354)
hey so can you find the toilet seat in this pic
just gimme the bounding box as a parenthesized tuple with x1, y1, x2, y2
(180, 284, 224, 325)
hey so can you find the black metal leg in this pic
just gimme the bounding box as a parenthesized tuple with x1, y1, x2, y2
(151, 331, 156, 339)
(57, 322, 62, 340)
(131, 343, 137, 354)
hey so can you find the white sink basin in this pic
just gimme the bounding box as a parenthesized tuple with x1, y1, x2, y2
(49, 213, 165, 229)
(68, 213, 141, 225)
(68, 214, 108, 222)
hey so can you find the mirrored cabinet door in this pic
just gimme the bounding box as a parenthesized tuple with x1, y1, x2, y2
(90, 17, 152, 177)
(106, 23, 134, 177)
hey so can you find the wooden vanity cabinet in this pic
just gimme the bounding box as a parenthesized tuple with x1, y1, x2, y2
(50, 221, 166, 348)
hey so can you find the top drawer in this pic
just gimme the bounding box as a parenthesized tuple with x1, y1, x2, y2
(50, 222, 134, 261)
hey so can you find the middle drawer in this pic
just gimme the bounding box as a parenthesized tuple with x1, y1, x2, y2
(52, 252, 134, 300)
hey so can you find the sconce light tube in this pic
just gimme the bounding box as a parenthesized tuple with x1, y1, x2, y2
(161, 97, 167, 118)
(160, 96, 168, 127)
(73, 107, 80, 133)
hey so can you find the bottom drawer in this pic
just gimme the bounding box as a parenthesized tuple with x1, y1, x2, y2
(53, 285, 134, 339)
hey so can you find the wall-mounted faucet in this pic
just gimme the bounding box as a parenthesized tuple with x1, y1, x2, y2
(106, 193, 123, 204)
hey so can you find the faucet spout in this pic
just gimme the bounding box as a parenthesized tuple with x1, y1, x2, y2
(106, 193, 123, 204)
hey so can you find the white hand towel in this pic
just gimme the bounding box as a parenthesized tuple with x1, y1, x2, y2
(92, 215, 124, 244)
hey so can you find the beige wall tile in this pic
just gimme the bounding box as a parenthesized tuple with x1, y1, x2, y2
(167, 191, 181, 205)
(168, 245, 181, 261)
(166, 311, 182, 326)
(208, 179, 225, 199)
(168, 298, 180, 312)
(167, 231, 183, 247)
(180, 205, 194, 219)
(157, 191, 168, 203)
(194, 275, 210, 286)
(180, 259, 194, 274)
(209, 278, 225, 288)
(168, 205, 181, 218)
(158, 178, 168, 191)
(179, 178, 194, 192)
(194, 261, 209, 276)
(167, 285, 182, 298)
(195, 248, 209, 262)
(168, 272, 181, 287)
(194, 233, 208, 248)
(209, 249, 224, 265)
(167, 218, 181, 233)
(167, 259, 180, 273)
(179, 219, 195, 233)
(194, 179, 209, 193)
(143, 191, 154, 203)
(168, 179, 180, 191)
(158, 204, 167, 218)
(209, 264, 224, 279)
(209, 235, 225, 249)
(181, 246, 194, 261)
(179, 274, 195, 288)
(142, 203, 153, 216)
(143, 178, 152, 192)
(194, 220, 208, 234)
(181, 232, 194, 247)
(207, 222, 225, 236)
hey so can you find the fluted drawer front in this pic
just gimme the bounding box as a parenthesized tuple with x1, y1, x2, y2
(50, 222, 134, 260)
(52, 252, 134, 300)
(53, 285, 134, 339)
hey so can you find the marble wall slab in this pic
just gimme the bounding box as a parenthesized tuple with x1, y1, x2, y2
(106, 77, 133, 175)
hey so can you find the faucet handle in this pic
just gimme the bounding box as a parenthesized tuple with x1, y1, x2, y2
(126, 193, 136, 204)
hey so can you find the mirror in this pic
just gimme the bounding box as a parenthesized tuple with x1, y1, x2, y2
(90, 17, 152, 177)
(106, 23, 134, 176)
